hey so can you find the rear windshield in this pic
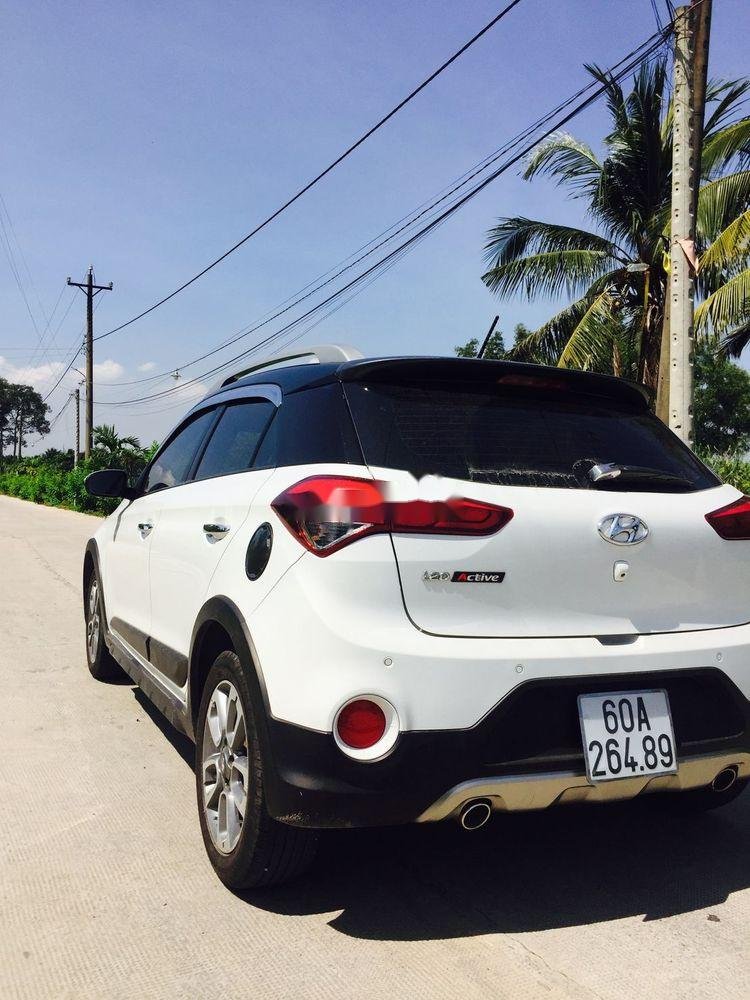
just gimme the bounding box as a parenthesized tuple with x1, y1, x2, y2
(344, 380, 718, 491)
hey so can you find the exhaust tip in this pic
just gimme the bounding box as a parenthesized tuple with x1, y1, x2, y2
(459, 800, 492, 831)
(712, 767, 738, 794)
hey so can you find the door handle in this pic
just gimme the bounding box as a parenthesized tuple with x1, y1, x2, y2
(203, 522, 230, 540)
(138, 521, 154, 536)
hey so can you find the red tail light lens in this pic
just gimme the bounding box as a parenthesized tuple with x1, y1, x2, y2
(705, 495, 750, 540)
(271, 475, 513, 556)
(336, 699, 387, 749)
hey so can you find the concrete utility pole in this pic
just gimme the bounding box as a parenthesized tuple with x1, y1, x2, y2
(67, 267, 113, 459)
(665, 1, 712, 442)
(73, 387, 80, 468)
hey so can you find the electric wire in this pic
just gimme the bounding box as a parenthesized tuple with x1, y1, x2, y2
(92, 1, 526, 343)
(41, 295, 105, 402)
(102, 42, 671, 410)
(0, 206, 41, 338)
(30, 391, 72, 446)
(99, 25, 670, 411)
(100, 25, 670, 399)
(111, 139, 528, 389)
(649, 0, 664, 33)
(0, 197, 73, 373)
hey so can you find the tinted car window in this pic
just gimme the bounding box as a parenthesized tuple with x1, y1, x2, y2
(344, 380, 718, 491)
(143, 409, 216, 493)
(254, 384, 362, 468)
(194, 399, 275, 480)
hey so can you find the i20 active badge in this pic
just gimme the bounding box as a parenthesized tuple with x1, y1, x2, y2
(422, 570, 506, 583)
(597, 513, 649, 546)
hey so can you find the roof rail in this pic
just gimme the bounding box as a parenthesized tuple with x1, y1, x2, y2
(216, 344, 364, 390)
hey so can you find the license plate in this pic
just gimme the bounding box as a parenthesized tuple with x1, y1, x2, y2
(578, 689, 677, 783)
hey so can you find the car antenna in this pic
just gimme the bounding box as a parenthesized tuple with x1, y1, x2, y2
(477, 315, 499, 359)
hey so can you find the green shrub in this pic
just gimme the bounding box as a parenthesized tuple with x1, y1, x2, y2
(699, 453, 750, 494)
(0, 459, 123, 515)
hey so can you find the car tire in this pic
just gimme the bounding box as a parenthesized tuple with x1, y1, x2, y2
(655, 777, 748, 813)
(85, 571, 126, 682)
(196, 650, 318, 889)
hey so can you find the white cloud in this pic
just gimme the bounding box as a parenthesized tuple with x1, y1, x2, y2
(0, 355, 123, 392)
(92, 359, 124, 383)
(138, 361, 156, 372)
(0, 356, 66, 390)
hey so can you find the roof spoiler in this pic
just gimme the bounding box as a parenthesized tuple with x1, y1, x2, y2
(210, 344, 363, 394)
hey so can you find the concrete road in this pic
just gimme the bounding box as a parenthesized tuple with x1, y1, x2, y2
(1, 495, 749, 1000)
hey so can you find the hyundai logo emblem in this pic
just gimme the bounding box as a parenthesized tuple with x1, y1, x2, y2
(597, 513, 649, 545)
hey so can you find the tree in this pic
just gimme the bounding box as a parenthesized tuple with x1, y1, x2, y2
(92, 423, 146, 478)
(455, 330, 507, 359)
(694, 344, 750, 454)
(0, 378, 10, 465)
(93, 424, 141, 453)
(455, 323, 532, 359)
(1, 382, 50, 459)
(481, 62, 750, 389)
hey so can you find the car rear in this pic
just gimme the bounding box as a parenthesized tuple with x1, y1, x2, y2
(247, 358, 750, 827)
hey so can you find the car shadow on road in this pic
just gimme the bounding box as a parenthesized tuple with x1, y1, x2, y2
(133, 687, 195, 769)
(242, 795, 750, 940)
(131, 686, 750, 940)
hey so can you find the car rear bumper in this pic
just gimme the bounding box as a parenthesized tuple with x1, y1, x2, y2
(418, 752, 750, 822)
(262, 667, 750, 829)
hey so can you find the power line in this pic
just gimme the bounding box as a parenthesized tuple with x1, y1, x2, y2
(93, 255, 408, 417)
(41, 295, 106, 402)
(649, 0, 664, 32)
(100, 25, 670, 411)
(92, 0, 526, 344)
(29, 392, 72, 447)
(0, 197, 74, 375)
(101, 27, 668, 398)
(109, 151, 518, 389)
(0, 206, 41, 339)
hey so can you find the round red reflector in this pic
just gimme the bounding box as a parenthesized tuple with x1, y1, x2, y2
(336, 699, 387, 749)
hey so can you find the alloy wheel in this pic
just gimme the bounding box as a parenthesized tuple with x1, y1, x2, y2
(201, 680, 249, 854)
(86, 578, 101, 661)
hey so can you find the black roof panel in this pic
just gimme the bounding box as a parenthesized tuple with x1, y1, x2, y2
(204, 356, 650, 408)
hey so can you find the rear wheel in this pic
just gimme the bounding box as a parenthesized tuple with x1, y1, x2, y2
(196, 650, 318, 888)
(85, 572, 125, 681)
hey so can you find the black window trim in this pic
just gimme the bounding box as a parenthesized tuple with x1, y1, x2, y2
(190, 397, 278, 484)
(137, 407, 222, 497)
(136, 385, 282, 495)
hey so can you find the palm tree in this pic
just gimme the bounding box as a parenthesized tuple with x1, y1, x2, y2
(481, 61, 750, 390)
(93, 423, 141, 453)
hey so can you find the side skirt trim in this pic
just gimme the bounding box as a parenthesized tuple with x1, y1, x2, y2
(149, 636, 189, 687)
(106, 631, 190, 738)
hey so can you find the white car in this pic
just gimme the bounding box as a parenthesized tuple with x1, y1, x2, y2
(83, 345, 750, 888)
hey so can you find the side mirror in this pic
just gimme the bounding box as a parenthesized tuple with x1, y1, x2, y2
(84, 468, 136, 500)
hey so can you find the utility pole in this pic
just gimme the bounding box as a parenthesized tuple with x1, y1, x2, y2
(67, 267, 113, 459)
(663, 1, 712, 442)
(73, 387, 81, 467)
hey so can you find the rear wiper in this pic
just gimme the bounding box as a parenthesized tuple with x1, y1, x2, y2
(584, 462, 692, 490)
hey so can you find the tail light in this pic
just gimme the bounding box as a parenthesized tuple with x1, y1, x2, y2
(271, 475, 513, 556)
(705, 495, 750, 540)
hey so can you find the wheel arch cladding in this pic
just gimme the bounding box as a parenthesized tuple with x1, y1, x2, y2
(188, 597, 270, 734)
(83, 540, 101, 616)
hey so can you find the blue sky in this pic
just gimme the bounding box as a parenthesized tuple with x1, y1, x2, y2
(1, 0, 747, 451)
